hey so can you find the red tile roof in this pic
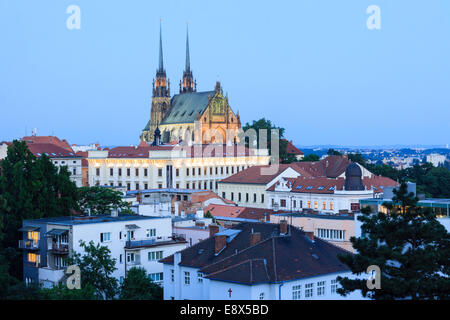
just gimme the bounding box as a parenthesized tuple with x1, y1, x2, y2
(26, 143, 79, 158)
(22, 136, 72, 152)
(282, 139, 304, 155)
(220, 164, 306, 185)
(205, 204, 284, 221)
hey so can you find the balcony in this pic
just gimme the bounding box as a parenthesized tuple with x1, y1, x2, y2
(19, 239, 40, 250)
(48, 243, 69, 254)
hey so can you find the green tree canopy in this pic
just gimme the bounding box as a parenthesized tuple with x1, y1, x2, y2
(0, 140, 78, 279)
(78, 186, 132, 215)
(66, 240, 118, 300)
(327, 148, 342, 156)
(337, 182, 450, 300)
(300, 154, 320, 162)
(241, 118, 297, 164)
(119, 267, 163, 300)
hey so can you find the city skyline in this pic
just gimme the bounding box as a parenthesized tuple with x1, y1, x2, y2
(1, 1, 449, 146)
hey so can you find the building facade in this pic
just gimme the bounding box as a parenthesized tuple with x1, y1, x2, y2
(19, 214, 187, 288)
(87, 144, 270, 192)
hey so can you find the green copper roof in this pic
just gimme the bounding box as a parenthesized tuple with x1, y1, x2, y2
(143, 119, 150, 131)
(161, 91, 214, 125)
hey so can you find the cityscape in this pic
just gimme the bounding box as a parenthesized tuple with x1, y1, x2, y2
(0, 0, 449, 309)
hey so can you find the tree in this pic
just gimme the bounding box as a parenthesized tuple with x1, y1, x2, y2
(66, 240, 118, 299)
(0, 140, 78, 279)
(78, 186, 132, 215)
(327, 148, 342, 156)
(241, 118, 292, 164)
(337, 182, 450, 300)
(39, 283, 97, 300)
(347, 153, 367, 166)
(204, 210, 216, 223)
(119, 267, 163, 300)
(300, 154, 320, 162)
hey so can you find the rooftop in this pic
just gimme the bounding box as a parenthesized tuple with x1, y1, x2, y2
(23, 214, 166, 227)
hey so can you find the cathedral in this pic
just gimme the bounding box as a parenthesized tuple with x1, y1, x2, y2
(140, 25, 241, 145)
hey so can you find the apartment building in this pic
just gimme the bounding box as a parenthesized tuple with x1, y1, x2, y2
(19, 214, 188, 288)
(160, 221, 366, 300)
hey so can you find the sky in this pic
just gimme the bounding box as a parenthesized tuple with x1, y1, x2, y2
(0, 0, 449, 147)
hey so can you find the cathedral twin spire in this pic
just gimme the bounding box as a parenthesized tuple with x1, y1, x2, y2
(153, 22, 196, 98)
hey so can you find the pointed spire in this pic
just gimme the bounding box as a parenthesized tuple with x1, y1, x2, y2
(158, 20, 164, 72)
(185, 23, 190, 72)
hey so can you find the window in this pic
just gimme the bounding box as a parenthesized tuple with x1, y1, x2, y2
(144, 183, 148, 189)
(149, 273, 163, 282)
(204, 167, 207, 175)
(135, 168, 139, 176)
(305, 283, 314, 298)
(259, 292, 264, 300)
(318, 228, 344, 241)
(323, 201, 326, 210)
(186, 183, 190, 189)
(27, 253, 40, 266)
(280, 199, 286, 207)
(171, 269, 174, 282)
(220, 167, 223, 175)
(210, 167, 213, 175)
(193, 168, 196, 176)
(331, 279, 338, 294)
(146, 229, 156, 237)
(100, 232, 111, 242)
(307, 201, 311, 208)
(136, 183, 139, 190)
(292, 285, 301, 300)
(317, 281, 326, 296)
(144, 168, 148, 177)
(148, 251, 163, 261)
(184, 271, 190, 285)
(204, 182, 207, 189)
(351, 203, 360, 212)
(198, 168, 201, 176)
(215, 167, 218, 175)
(126, 252, 135, 263)
(210, 181, 213, 189)
(96, 168, 100, 176)
(231, 166, 234, 174)
(246, 193, 249, 202)
(222, 192, 226, 199)
(231, 193, 234, 201)
(72, 168, 77, 175)
(158, 184, 162, 189)
(226, 167, 229, 174)
(197, 272, 203, 283)
(176, 168, 179, 177)
(110, 168, 113, 176)
(330, 202, 334, 210)
(127, 183, 131, 191)
(253, 193, 257, 202)
(158, 168, 162, 177)
(314, 201, 318, 209)
(176, 183, 180, 189)
(261, 194, 264, 203)
(118, 168, 122, 176)
(127, 168, 130, 176)
(119, 254, 123, 264)
(186, 168, 190, 176)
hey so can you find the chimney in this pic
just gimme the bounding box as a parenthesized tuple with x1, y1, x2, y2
(224, 221, 233, 229)
(250, 232, 261, 246)
(209, 224, 220, 237)
(305, 231, 314, 241)
(215, 235, 227, 254)
(279, 220, 288, 235)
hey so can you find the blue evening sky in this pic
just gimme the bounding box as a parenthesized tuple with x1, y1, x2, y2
(1, 0, 449, 147)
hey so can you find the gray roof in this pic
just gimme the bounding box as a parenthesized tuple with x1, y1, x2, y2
(161, 91, 214, 125)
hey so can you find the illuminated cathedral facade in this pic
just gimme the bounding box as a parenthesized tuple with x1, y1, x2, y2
(140, 25, 241, 145)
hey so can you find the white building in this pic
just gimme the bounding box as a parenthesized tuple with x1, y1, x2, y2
(426, 153, 446, 167)
(160, 221, 366, 300)
(20, 214, 188, 288)
(88, 144, 270, 192)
